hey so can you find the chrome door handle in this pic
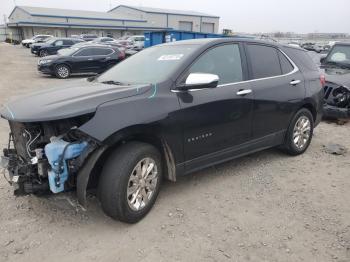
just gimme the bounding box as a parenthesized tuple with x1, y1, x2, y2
(88, 58, 94, 61)
(290, 80, 301, 85)
(236, 89, 252, 96)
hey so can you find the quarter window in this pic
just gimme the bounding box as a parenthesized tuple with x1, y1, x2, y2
(278, 51, 294, 74)
(188, 44, 243, 85)
(247, 44, 282, 79)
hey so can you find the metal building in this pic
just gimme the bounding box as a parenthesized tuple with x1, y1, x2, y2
(5, 5, 220, 41)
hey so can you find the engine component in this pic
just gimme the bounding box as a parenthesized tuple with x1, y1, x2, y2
(45, 138, 88, 193)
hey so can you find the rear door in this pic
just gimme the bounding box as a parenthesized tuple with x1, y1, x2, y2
(91, 48, 116, 72)
(245, 43, 305, 140)
(177, 43, 254, 168)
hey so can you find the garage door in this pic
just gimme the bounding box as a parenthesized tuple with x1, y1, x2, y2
(179, 21, 193, 31)
(202, 22, 215, 33)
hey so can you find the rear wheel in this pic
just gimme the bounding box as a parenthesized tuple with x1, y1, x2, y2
(98, 142, 162, 223)
(281, 108, 314, 155)
(55, 64, 71, 79)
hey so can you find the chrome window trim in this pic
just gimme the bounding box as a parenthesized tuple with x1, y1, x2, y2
(171, 48, 299, 93)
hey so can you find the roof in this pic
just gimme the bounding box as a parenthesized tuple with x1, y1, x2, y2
(11, 6, 147, 22)
(109, 5, 220, 18)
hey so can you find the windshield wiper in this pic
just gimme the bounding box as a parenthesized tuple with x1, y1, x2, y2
(101, 80, 128, 86)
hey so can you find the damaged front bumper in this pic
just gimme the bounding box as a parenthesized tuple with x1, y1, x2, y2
(323, 104, 350, 119)
(1, 119, 100, 206)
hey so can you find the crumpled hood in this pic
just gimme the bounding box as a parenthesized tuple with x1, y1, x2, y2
(1, 80, 152, 122)
(321, 66, 350, 88)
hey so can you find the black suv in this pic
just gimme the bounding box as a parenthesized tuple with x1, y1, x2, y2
(31, 37, 85, 57)
(37, 45, 125, 78)
(0, 39, 323, 223)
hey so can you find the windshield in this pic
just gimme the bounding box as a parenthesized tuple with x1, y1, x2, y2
(326, 45, 350, 67)
(97, 45, 198, 84)
(58, 47, 79, 56)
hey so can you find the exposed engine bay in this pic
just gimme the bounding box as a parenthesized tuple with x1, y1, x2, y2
(1, 115, 97, 196)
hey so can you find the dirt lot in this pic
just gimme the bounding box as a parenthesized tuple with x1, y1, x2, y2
(0, 43, 349, 262)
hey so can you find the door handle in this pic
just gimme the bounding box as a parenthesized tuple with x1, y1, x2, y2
(290, 80, 301, 85)
(88, 58, 94, 61)
(236, 89, 252, 96)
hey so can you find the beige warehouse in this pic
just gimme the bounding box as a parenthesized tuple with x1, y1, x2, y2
(5, 5, 220, 41)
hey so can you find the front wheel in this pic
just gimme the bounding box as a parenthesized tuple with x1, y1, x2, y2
(39, 50, 48, 57)
(281, 108, 314, 155)
(55, 64, 71, 79)
(98, 142, 162, 223)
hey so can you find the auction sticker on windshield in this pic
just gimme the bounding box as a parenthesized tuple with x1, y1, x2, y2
(158, 54, 184, 61)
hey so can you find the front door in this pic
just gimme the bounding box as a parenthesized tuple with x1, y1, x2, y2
(176, 44, 253, 170)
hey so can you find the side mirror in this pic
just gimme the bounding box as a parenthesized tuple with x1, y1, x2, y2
(177, 73, 219, 91)
(320, 57, 326, 64)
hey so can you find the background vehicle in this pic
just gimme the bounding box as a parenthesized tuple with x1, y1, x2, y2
(31, 38, 85, 57)
(80, 34, 98, 41)
(21, 35, 53, 48)
(37, 45, 125, 78)
(126, 35, 145, 50)
(0, 38, 323, 223)
(302, 42, 322, 53)
(320, 42, 350, 118)
(90, 37, 116, 43)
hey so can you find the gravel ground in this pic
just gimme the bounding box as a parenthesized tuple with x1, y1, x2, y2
(0, 43, 349, 262)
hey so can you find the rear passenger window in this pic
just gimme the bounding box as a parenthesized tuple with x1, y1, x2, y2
(189, 44, 243, 85)
(247, 44, 282, 79)
(74, 48, 93, 57)
(91, 48, 114, 56)
(278, 52, 294, 74)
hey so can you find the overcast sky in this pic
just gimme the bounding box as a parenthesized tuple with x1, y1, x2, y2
(1, 0, 349, 33)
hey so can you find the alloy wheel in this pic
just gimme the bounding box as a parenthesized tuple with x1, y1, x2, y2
(56, 66, 69, 78)
(127, 157, 159, 211)
(293, 116, 311, 150)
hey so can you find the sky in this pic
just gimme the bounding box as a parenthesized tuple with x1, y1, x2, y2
(1, 0, 349, 34)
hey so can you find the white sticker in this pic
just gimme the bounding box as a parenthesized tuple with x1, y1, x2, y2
(158, 54, 184, 61)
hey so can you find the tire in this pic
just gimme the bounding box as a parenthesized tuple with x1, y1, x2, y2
(54, 64, 71, 79)
(281, 108, 314, 156)
(39, 50, 48, 57)
(98, 142, 162, 223)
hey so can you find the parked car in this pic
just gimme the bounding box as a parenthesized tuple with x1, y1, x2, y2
(80, 34, 98, 41)
(320, 42, 350, 119)
(31, 38, 85, 57)
(90, 37, 116, 43)
(302, 43, 322, 53)
(37, 45, 125, 78)
(0, 38, 323, 223)
(126, 35, 145, 50)
(21, 35, 53, 48)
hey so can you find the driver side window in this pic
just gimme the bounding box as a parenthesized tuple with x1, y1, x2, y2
(188, 44, 243, 85)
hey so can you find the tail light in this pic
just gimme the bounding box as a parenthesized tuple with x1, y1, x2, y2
(320, 74, 326, 87)
(118, 51, 126, 60)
